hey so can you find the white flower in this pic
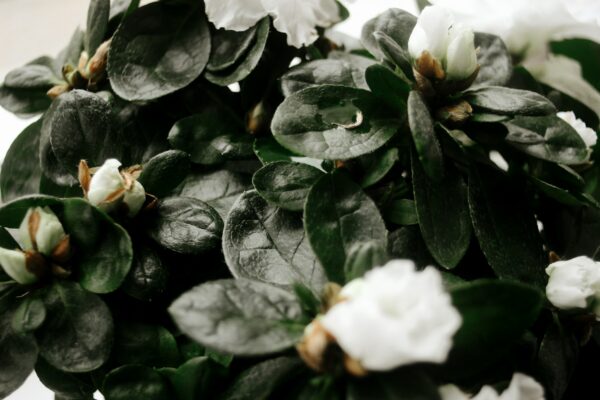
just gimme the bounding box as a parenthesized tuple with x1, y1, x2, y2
(557, 111, 597, 149)
(439, 373, 545, 400)
(87, 159, 146, 217)
(204, 0, 343, 48)
(407, 5, 478, 81)
(320, 259, 462, 371)
(545, 256, 600, 317)
(18, 207, 66, 256)
(0, 248, 37, 285)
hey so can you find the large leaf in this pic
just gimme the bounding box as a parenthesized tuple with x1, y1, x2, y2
(304, 170, 388, 284)
(472, 33, 513, 87)
(361, 9, 417, 60)
(503, 115, 589, 165)
(169, 279, 303, 356)
(37, 281, 113, 373)
(223, 191, 327, 291)
(445, 280, 544, 378)
(168, 108, 252, 165)
(468, 167, 547, 287)
(144, 196, 223, 255)
(0, 119, 43, 202)
(411, 153, 471, 269)
(408, 91, 444, 180)
(466, 86, 556, 116)
(108, 2, 211, 100)
(252, 161, 324, 211)
(271, 85, 401, 160)
(103, 365, 173, 400)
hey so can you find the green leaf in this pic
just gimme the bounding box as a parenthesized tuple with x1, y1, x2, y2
(365, 64, 410, 111)
(551, 38, 600, 94)
(372, 31, 414, 80)
(468, 167, 547, 286)
(388, 226, 436, 269)
(361, 9, 417, 61)
(85, 0, 110, 55)
(40, 90, 115, 186)
(466, 86, 556, 116)
(503, 115, 589, 165)
(223, 191, 327, 291)
(356, 147, 399, 188)
(408, 91, 444, 181)
(411, 154, 471, 269)
(11, 295, 46, 334)
(112, 322, 179, 368)
(252, 161, 324, 211)
(38, 281, 113, 373)
(205, 18, 270, 86)
(386, 199, 418, 226)
(219, 357, 303, 400)
(35, 358, 95, 399)
(159, 357, 225, 400)
(145, 196, 223, 255)
(168, 108, 252, 165)
(138, 150, 191, 198)
(108, 2, 211, 100)
(122, 242, 168, 301)
(445, 280, 544, 378)
(207, 26, 258, 72)
(271, 85, 401, 160)
(280, 57, 374, 97)
(344, 241, 388, 282)
(170, 169, 252, 220)
(169, 279, 304, 356)
(347, 369, 441, 400)
(472, 33, 513, 87)
(103, 365, 173, 400)
(0, 119, 43, 202)
(530, 176, 595, 207)
(304, 170, 388, 284)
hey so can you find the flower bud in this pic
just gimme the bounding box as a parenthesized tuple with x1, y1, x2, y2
(18, 207, 67, 256)
(408, 6, 453, 63)
(445, 24, 479, 81)
(0, 248, 37, 285)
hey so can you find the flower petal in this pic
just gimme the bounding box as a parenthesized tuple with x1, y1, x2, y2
(204, 0, 268, 31)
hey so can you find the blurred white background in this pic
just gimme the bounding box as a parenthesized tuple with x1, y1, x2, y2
(0, 0, 416, 398)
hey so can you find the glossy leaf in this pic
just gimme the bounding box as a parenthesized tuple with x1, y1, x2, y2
(138, 150, 191, 198)
(466, 86, 556, 116)
(408, 91, 444, 181)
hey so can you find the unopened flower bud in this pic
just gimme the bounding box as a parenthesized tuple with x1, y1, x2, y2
(445, 24, 478, 81)
(47, 84, 70, 100)
(18, 207, 67, 256)
(87, 39, 111, 84)
(0, 248, 37, 285)
(296, 320, 334, 372)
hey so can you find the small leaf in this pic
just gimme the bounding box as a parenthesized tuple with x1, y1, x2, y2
(361, 9, 417, 60)
(138, 150, 191, 198)
(207, 26, 258, 72)
(466, 86, 556, 116)
(372, 31, 414, 80)
(103, 365, 173, 400)
(365, 64, 410, 111)
(388, 226, 436, 269)
(35, 358, 95, 399)
(385, 199, 418, 226)
(272, 85, 401, 160)
(304, 170, 388, 284)
(85, 0, 110, 55)
(145, 197, 223, 255)
(356, 147, 399, 188)
(112, 322, 180, 368)
(11, 296, 46, 334)
(122, 243, 168, 301)
(159, 356, 225, 400)
(169, 279, 303, 356)
(472, 33, 513, 87)
(252, 161, 324, 211)
(408, 91, 444, 181)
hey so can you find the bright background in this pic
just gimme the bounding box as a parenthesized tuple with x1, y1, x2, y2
(0, 0, 416, 398)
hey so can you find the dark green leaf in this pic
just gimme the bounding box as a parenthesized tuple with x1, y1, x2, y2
(138, 150, 191, 198)
(122, 243, 168, 301)
(272, 85, 401, 160)
(35, 358, 95, 399)
(219, 357, 303, 400)
(159, 357, 225, 400)
(168, 108, 251, 165)
(412, 154, 471, 269)
(446, 280, 544, 378)
(472, 33, 513, 87)
(103, 365, 173, 400)
(254, 137, 300, 164)
(12, 296, 46, 334)
(113, 322, 179, 368)
(344, 241, 388, 282)
(468, 167, 547, 287)
(253, 161, 324, 211)
(145, 196, 223, 254)
(347, 369, 441, 400)
(1, 119, 43, 202)
(108, 2, 211, 100)
(365, 64, 410, 111)
(356, 147, 399, 188)
(388, 226, 436, 269)
(205, 18, 269, 86)
(207, 26, 258, 72)
(386, 199, 418, 226)
(169, 279, 303, 356)
(503, 115, 589, 165)
(38, 281, 113, 373)
(536, 322, 578, 400)
(223, 190, 327, 291)
(372, 31, 414, 80)
(361, 9, 417, 60)
(466, 86, 556, 116)
(304, 170, 388, 284)
(408, 91, 444, 180)
(86, 0, 110, 55)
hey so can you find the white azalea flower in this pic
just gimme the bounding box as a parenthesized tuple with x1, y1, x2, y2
(557, 111, 598, 149)
(18, 207, 66, 256)
(204, 0, 344, 48)
(320, 259, 462, 371)
(87, 159, 146, 217)
(0, 248, 37, 285)
(439, 373, 545, 400)
(407, 6, 478, 81)
(545, 256, 600, 317)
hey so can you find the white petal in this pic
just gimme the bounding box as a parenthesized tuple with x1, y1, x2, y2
(445, 23, 478, 80)
(87, 159, 125, 211)
(204, 0, 268, 31)
(409, 5, 454, 60)
(34, 207, 66, 256)
(123, 181, 146, 217)
(557, 111, 598, 148)
(499, 373, 545, 400)
(545, 256, 600, 309)
(439, 385, 471, 400)
(0, 248, 37, 285)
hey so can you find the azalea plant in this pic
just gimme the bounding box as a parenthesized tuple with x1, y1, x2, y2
(1, 0, 600, 399)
